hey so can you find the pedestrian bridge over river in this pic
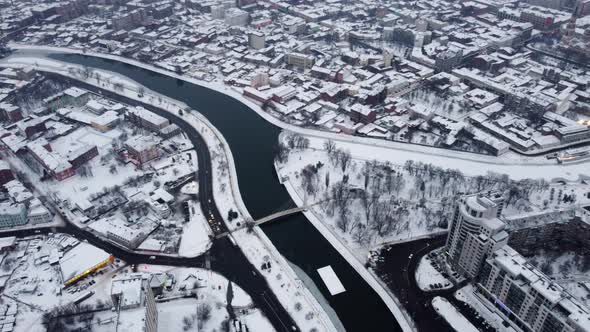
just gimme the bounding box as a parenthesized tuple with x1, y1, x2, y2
(254, 206, 308, 226)
(215, 205, 312, 239)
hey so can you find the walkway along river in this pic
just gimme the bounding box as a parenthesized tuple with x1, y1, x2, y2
(46, 53, 404, 332)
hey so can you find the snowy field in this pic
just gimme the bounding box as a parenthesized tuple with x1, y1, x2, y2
(277, 135, 450, 259)
(277, 131, 590, 258)
(156, 298, 275, 332)
(297, 132, 590, 181)
(432, 297, 478, 332)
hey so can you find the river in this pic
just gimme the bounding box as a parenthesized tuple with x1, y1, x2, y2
(46, 53, 404, 332)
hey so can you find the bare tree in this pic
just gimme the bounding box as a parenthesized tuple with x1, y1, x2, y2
(323, 139, 336, 154)
(274, 142, 289, 163)
(372, 201, 392, 236)
(336, 205, 351, 233)
(338, 149, 352, 173)
(331, 180, 351, 225)
(352, 224, 371, 246)
(196, 303, 212, 329)
(301, 164, 319, 196)
(361, 190, 379, 223)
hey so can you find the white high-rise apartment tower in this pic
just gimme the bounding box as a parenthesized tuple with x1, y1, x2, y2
(445, 193, 509, 278)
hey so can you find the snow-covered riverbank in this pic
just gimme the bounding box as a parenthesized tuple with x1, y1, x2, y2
(8, 44, 590, 182)
(0, 55, 341, 332)
(280, 172, 417, 332)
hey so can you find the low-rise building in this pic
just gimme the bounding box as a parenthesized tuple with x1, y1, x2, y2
(349, 104, 376, 124)
(66, 144, 98, 169)
(4, 180, 33, 204)
(0, 161, 14, 186)
(110, 273, 159, 332)
(224, 8, 249, 26)
(16, 117, 47, 139)
(248, 31, 266, 49)
(0, 236, 16, 252)
(111, 274, 145, 309)
(125, 135, 160, 166)
(287, 52, 315, 68)
(89, 217, 158, 250)
(26, 142, 75, 181)
(0, 203, 27, 228)
(91, 110, 120, 132)
(59, 242, 113, 286)
(126, 106, 169, 132)
(555, 124, 590, 144)
(159, 124, 181, 139)
(0, 103, 23, 123)
(243, 87, 271, 103)
(28, 198, 52, 225)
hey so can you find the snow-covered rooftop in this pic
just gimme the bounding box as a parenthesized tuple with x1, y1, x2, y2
(59, 242, 111, 282)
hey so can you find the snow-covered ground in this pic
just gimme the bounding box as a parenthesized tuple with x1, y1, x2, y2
(4, 236, 123, 313)
(185, 112, 245, 232)
(0, 56, 219, 256)
(454, 285, 512, 332)
(276, 141, 448, 259)
(527, 250, 590, 308)
(43, 262, 275, 332)
(7, 45, 590, 182)
(431, 297, 478, 332)
(180, 105, 343, 332)
(154, 298, 274, 332)
(277, 131, 590, 254)
(137, 265, 275, 332)
(6, 50, 590, 332)
(291, 132, 590, 182)
(0, 234, 128, 332)
(0, 56, 341, 332)
(178, 200, 212, 257)
(183, 109, 344, 331)
(185, 110, 337, 330)
(138, 265, 253, 307)
(415, 255, 452, 292)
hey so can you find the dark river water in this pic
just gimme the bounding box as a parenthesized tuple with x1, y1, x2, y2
(47, 53, 405, 332)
